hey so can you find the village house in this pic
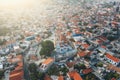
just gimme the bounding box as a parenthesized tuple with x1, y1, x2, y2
(105, 53, 120, 66)
(55, 42, 77, 60)
(40, 58, 55, 72)
(67, 71, 83, 80)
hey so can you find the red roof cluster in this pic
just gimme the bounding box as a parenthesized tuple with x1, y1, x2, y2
(10, 71, 24, 80)
(66, 61, 76, 68)
(68, 71, 83, 80)
(44, 74, 52, 80)
(82, 68, 93, 74)
(9, 55, 24, 80)
(97, 40, 104, 44)
(101, 45, 107, 49)
(58, 75, 64, 80)
(78, 51, 87, 57)
(82, 44, 90, 49)
(106, 53, 120, 63)
(111, 78, 116, 80)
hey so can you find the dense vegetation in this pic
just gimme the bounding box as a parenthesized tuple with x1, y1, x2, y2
(40, 40, 54, 56)
(28, 63, 44, 80)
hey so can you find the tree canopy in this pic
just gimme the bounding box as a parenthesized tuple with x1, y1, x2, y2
(40, 40, 54, 56)
(0, 70, 4, 79)
(28, 63, 44, 80)
(28, 63, 37, 73)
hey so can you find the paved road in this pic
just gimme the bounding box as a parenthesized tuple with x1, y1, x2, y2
(23, 47, 31, 80)
(23, 41, 42, 80)
(4, 70, 10, 80)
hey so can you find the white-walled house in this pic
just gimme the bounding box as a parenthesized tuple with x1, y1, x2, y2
(40, 58, 55, 72)
(0, 63, 3, 70)
(55, 43, 73, 54)
(55, 42, 77, 59)
(105, 53, 120, 66)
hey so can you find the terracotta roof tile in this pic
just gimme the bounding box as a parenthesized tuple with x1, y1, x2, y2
(111, 21, 119, 25)
(68, 71, 83, 80)
(44, 74, 52, 80)
(106, 53, 120, 63)
(107, 64, 120, 73)
(29, 55, 38, 61)
(42, 58, 54, 65)
(78, 51, 87, 57)
(58, 75, 64, 80)
(111, 78, 116, 80)
(82, 44, 89, 49)
(66, 62, 76, 68)
(10, 70, 23, 80)
(101, 46, 106, 49)
(82, 68, 93, 74)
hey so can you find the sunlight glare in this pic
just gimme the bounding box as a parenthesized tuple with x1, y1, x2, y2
(0, 0, 35, 8)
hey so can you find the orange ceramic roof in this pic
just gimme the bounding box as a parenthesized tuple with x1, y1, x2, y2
(66, 62, 76, 68)
(68, 71, 83, 80)
(44, 74, 52, 80)
(101, 46, 106, 49)
(42, 58, 54, 65)
(78, 51, 87, 57)
(82, 68, 93, 74)
(111, 78, 116, 80)
(10, 71, 23, 80)
(10, 71, 23, 78)
(7, 55, 22, 63)
(74, 30, 81, 34)
(15, 66, 22, 71)
(29, 55, 38, 61)
(106, 53, 120, 63)
(82, 44, 89, 49)
(18, 61, 23, 66)
(10, 69, 23, 74)
(87, 51, 92, 55)
(67, 31, 72, 36)
(16, 55, 22, 59)
(111, 21, 119, 25)
(58, 75, 64, 80)
(60, 34, 67, 42)
(107, 64, 120, 73)
(15, 62, 23, 70)
(36, 37, 41, 42)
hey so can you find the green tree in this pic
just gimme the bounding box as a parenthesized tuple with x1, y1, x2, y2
(97, 62, 103, 67)
(37, 72, 44, 79)
(104, 72, 120, 80)
(0, 70, 4, 79)
(30, 73, 37, 80)
(28, 63, 44, 80)
(0, 39, 6, 45)
(28, 63, 37, 73)
(40, 40, 54, 56)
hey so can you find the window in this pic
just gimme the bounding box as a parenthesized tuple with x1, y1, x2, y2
(115, 63, 117, 66)
(40, 65, 44, 68)
(43, 65, 47, 69)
